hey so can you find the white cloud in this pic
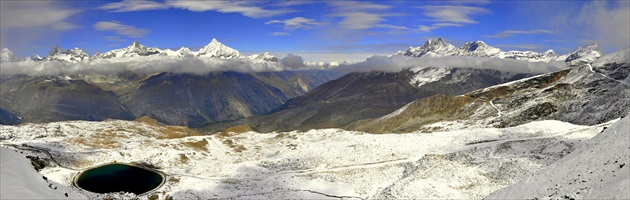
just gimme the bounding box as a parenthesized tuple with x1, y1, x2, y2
(98, 0, 292, 18)
(418, 23, 462, 33)
(266, 51, 377, 63)
(0, 1, 80, 55)
(417, 5, 490, 32)
(93, 21, 150, 38)
(524, 1, 630, 52)
(270, 32, 291, 36)
(0, 1, 80, 29)
(266, 17, 323, 30)
(575, 1, 630, 51)
(335, 55, 568, 74)
(166, 0, 292, 18)
(273, 1, 315, 7)
(328, 1, 406, 30)
(495, 44, 547, 51)
(98, 0, 169, 12)
(419, 5, 490, 23)
(486, 29, 554, 38)
(0, 55, 332, 76)
(449, 0, 491, 5)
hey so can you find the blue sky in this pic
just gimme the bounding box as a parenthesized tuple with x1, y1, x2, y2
(1, 0, 629, 62)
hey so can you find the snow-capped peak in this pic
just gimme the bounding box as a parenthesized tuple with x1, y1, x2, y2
(247, 52, 279, 62)
(197, 38, 244, 59)
(94, 41, 162, 59)
(565, 43, 602, 65)
(398, 38, 462, 57)
(127, 41, 143, 50)
(44, 46, 90, 63)
(30, 55, 43, 61)
(47, 46, 63, 57)
(1, 48, 16, 62)
(396, 38, 605, 64)
(544, 49, 555, 55)
(461, 41, 502, 57)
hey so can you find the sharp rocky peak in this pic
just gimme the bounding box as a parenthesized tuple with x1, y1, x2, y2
(462, 41, 488, 51)
(565, 43, 603, 64)
(396, 38, 608, 63)
(47, 45, 64, 56)
(126, 41, 147, 50)
(423, 38, 452, 47)
(198, 38, 243, 59)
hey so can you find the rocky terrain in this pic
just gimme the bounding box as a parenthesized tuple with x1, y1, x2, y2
(349, 48, 629, 133)
(0, 70, 339, 126)
(201, 68, 530, 132)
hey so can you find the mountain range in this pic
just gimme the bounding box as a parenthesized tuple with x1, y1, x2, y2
(395, 38, 602, 65)
(0, 38, 278, 63)
(350, 48, 629, 133)
(1, 37, 629, 199)
(199, 40, 610, 133)
(0, 38, 617, 128)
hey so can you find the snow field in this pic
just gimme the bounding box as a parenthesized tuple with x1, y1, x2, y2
(0, 118, 613, 199)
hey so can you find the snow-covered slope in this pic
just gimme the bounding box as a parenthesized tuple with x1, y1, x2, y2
(352, 47, 629, 133)
(0, 118, 612, 199)
(408, 67, 451, 87)
(398, 38, 462, 57)
(197, 38, 244, 59)
(159, 47, 195, 57)
(397, 38, 599, 64)
(486, 115, 629, 199)
(1, 147, 86, 199)
(44, 46, 90, 63)
(565, 43, 603, 65)
(461, 41, 502, 57)
(93, 41, 162, 59)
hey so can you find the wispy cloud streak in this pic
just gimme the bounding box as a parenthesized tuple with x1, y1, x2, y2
(416, 5, 490, 32)
(99, 0, 292, 18)
(93, 21, 150, 38)
(486, 29, 554, 38)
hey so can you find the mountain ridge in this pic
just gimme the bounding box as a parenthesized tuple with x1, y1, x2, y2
(3, 38, 278, 63)
(395, 38, 602, 64)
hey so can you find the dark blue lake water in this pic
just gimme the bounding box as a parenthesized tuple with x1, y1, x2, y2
(75, 163, 163, 195)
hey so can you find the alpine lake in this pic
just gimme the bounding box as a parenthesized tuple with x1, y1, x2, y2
(74, 163, 165, 195)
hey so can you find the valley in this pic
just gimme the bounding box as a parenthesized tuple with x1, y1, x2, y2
(1, 19, 628, 199)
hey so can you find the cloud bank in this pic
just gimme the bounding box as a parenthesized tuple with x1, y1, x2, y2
(99, 0, 292, 18)
(417, 5, 490, 32)
(93, 21, 150, 38)
(334, 55, 568, 74)
(0, 55, 327, 76)
(0, 1, 80, 55)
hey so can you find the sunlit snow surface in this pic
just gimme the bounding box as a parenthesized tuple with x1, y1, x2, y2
(0, 118, 618, 199)
(488, 116, 629, 199)
(0, 147, 86, 199)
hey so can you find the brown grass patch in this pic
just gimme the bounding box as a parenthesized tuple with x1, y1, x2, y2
(134, 116, 159, 126)
(178, 154, 189, 164)
(221, 139, 247, 153)
(182, 139, 208, 152)
(135, 116, 202, 139)
(64, 132, 129, 149)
